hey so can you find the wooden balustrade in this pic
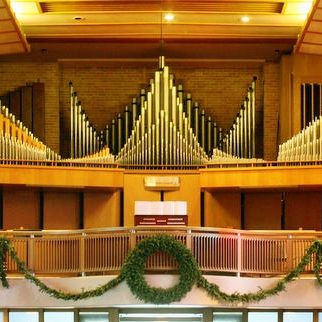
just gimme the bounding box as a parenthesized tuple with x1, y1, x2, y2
(1, 227, 321, 276)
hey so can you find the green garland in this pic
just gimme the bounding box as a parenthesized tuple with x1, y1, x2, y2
(1, 234, 322, 304)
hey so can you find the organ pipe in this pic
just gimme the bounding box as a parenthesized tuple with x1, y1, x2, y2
(69, 58, 258, 167)
(217, 76, 257, 159)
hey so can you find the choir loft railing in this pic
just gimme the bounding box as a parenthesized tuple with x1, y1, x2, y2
(2, 227, 321, 277)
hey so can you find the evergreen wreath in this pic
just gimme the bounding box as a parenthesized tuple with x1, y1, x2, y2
(120, 234, 200, 304)
(1, 234, 322, 304)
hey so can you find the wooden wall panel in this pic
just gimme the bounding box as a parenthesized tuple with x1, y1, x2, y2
(164, 174, 200, 226)
(123, 174, 160, 227)
(2, 188, 40, 230)
(285, 191, 322, 230)
(43, 191, 80, 229)
(204, 191, 241, 228)
(244, 192, 281, 230)
(83, 191, 121, 228)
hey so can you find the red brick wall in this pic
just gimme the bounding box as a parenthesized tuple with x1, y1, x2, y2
(0, 62, 59, 152)
(263, 63, 280, 160)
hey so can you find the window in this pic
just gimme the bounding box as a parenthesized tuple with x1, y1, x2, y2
(44, 311, 74, 322)
(79, 312, 109, 322)
(0, 312, 3, 322)
(213, 312, 243, 322)
(283, 312, 313, 322)
(9, 312, 38, 322)
(119, 313, 203, 322)
(248, 312, 278, 322)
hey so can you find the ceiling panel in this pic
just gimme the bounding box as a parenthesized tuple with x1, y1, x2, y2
(0, 0, 316, 60)
(39, 1, 284, 14)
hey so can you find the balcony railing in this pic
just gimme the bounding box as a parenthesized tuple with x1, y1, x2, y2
(1, 227, 321, 277)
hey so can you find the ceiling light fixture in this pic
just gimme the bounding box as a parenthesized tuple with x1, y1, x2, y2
(164, 13, 175, 22)
(241, 16, 251, 23)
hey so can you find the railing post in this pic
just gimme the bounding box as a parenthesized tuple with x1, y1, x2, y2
(80, 232, 86, 276)
(237, 232, 242, 277)
(186, 229, 192, 250)
(130, 229, 136, 250)
(286, 234, 293, 273)
(28, 234, 35, 273)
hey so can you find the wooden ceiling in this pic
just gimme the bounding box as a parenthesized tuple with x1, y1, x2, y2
(0, 0, 317, 61)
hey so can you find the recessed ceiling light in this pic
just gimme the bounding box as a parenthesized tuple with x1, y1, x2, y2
(164, 13, 175, 22)
(73, 16, 86, 21)
(241, 16, 251, 23)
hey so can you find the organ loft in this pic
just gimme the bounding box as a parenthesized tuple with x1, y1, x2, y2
(0, 56, 321, 230)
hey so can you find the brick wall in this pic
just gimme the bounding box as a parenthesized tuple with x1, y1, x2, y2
(0, 62, 59, 152)
(263, 63, 280, 160)
(0, 60, 268, 159)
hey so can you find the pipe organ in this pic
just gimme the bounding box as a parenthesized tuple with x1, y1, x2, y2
(219, 77, 257, 159)
(301, 83, 322, 129)
(0, 105, 59, 162)
(278, 116, 322, 161)
(69, 82, 106, 158)
(69, 57, 259, 167)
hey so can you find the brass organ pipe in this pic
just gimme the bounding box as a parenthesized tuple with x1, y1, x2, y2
(239, 109, 244, 158)
(200, 109, 206, 150)
(169, 121, 173, 164)
(171, 86, 177, 126)
(236, 114, 240, 157)
(251, 76, 257, 157)
(245, 95, 251, 158)
(85, 119, 90, 155)
(111, 119, 116, 155)
(69, 82, 74, 158)
(156, 120, 160, 164)
(139, 90, 145, 119)
(178, 103, 183, 134)
(148, 128, 152, 164)
(152, 124, 155, 164)
(178, 84, 184, 105)
(78, 106, 83, 157)
(82, 113, 86, 157)
(105, 125, 109, 151)
(173, 125, 177, 164)
(165, 113, 169, 164)
(74, 96, 79, 157)
(193, 102, 199, 141)
(160, 110, 164, 165)
(124, 105, 130, 143)
(117, 113, 122, 154)
(218, 127, 223, 150)
(213, 122, 217, 149)
(155, 71, 160, 125)
(186, 93, 192, 128)
(147, 92, 152, 130)
(132, 97, 138, 130)
(163, 66, 169, 117)
(207, 116, 212, 156)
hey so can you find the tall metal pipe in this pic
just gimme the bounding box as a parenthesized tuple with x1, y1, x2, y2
(124, 105, 130, 143)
